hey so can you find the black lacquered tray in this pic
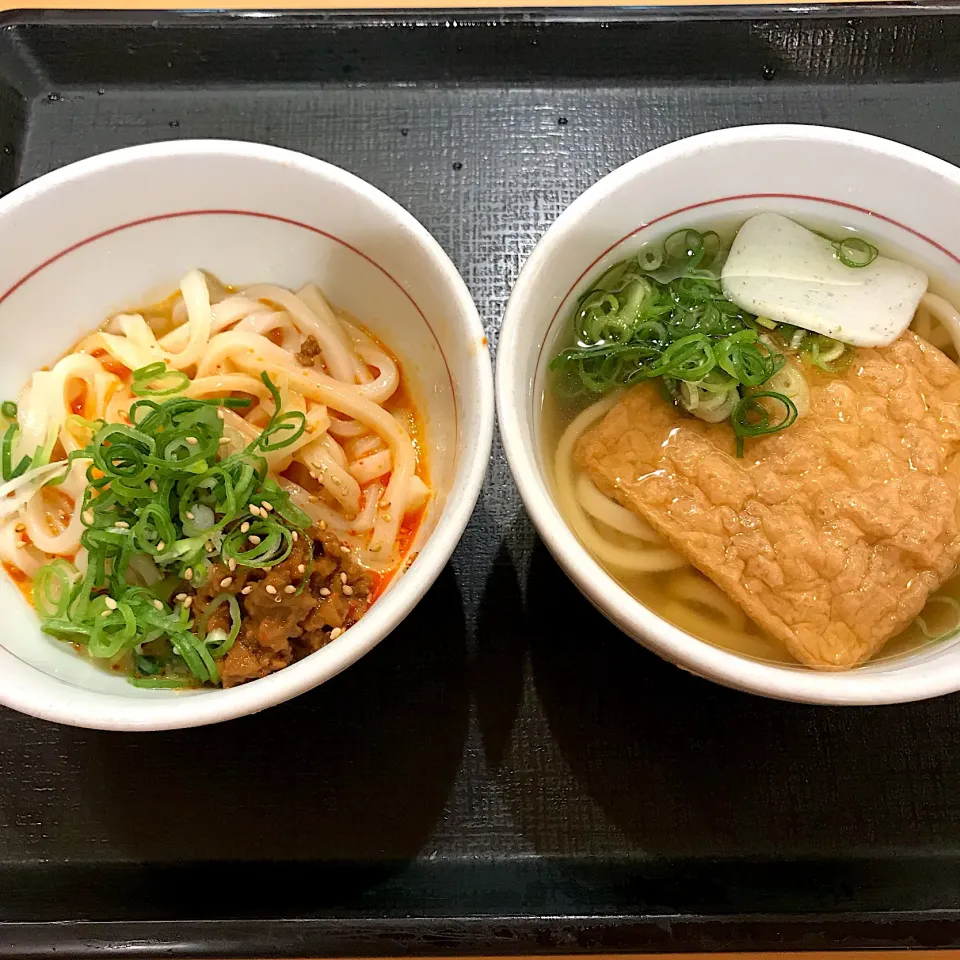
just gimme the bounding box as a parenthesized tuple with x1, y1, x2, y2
(3, 6, 960, 957)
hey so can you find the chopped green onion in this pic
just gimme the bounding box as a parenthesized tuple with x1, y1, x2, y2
(134, 653, 163, 675)
(731, 391, 798, 458)
(801, 334, 856, 373)
(664, 228, 705, 268)
(638, 247, 663, 271)
(252, 372, 307, 452)
(197, 592, 242, 657)
(221, 517, 293, 568)
(33, 559, 79, 618)
(1, 422, 31, 481)
(1, 400, 17, 419)
(131, 362, 191, 397)
(34, 372, 311, 688)
(833, 236, 878, 268)
(131, 676, 195, 689)
(551, 226, 848, 452)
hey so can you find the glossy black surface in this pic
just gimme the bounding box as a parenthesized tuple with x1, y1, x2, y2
(3, 7, 960, 957)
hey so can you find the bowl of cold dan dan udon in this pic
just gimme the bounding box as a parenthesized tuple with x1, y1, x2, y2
(499, 124, 960, 705)
(0, 140, 493, 730)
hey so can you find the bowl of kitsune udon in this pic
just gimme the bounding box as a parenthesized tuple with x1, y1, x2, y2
(499, 124, 960, 704)
(0, 140, 492, 730)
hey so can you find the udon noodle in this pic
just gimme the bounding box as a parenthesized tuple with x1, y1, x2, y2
(0, 270, 430, 687)
(545, 224, 960, 667)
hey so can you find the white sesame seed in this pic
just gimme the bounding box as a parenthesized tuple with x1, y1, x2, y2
(152, 599, 163, 610)
(340, 572, 348, 584)
(104, 597, 118, 610)
(184, 568, 193, 580)
(382, 513, 393, 523)
(175, 593, 187, 602)
(370, 543, 382, 553)
(248, 535, 261, 545)
(249, 504, 261, 517)
(240, 522, 250, 534)
(156, 541, 165, 552)
(261, 500, 272, 512)
(297, 564, 306, 574)
(114, 520, 129, 529)
(183, 596, 193, 609)
(330, 627, 342, 640)
(318, 520, 327, 531)
(83, 510, 94, 525)
(101, 609, 110, 618)
(342, 585, 354, 596)
(228, 558, 237, 572)
(185, 511, 195, 520)
(185, 436, 198, 445)
(220, 576, 233, 588)
(291, 530, 299, 542)
(340, 545, 350, 555)
(283, 585, 296, 594)
(14, 540, 24, 549)
(149, 480, 158, 493)
(319, 587, 331, 597)
(205, 540, 214, 552)
(241, 585, 253, 595)
(265, 584, 277, 595)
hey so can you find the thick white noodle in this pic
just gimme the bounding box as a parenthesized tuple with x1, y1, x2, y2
(0, 517, 47, 577)
(298, 284, 373, 384)
(328, 416, 371, 439)
(242, 284, 364, 384)
(919, 293, 960, 356)
(554, 395, 684, 573)
(667, 570, 747, 632)
(97, 269, 213, 372)
(345, 434, 385, 461)
(16, 353, 105, 464)
(298, 434, 363, 516)
(4, 269, 428, 585)
(160, 296, 268, 351)
(194, 330, 414, 558)
(23, 459, 87, 555)
(576, 474, 663, 543)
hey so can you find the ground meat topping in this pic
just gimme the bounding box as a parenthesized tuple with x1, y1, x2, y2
(295, 335, 322, 367)
(190, 526, 372, 687)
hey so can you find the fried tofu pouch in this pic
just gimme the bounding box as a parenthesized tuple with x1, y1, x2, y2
(575, 333, 960, 668)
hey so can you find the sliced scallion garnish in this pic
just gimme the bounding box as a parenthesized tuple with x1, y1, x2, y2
(551, 227, 849, 457)
(131, 361, 191, 397)
(833, 236, 879, 268)
(731, 391, 798, 458)
(22, 367, 313, 687)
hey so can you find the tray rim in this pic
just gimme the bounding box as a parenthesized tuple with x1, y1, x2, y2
(6, 911, 960, 959)
(3, 4, 960, 957)
(0, 2, 955, 30)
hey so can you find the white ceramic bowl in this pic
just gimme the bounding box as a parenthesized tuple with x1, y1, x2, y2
(0, 139, 493, 730)
(498, 124, 960, 706)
